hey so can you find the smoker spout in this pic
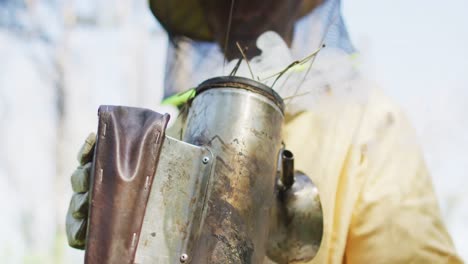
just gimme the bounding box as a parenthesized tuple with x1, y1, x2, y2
(281, 150, 295, 190)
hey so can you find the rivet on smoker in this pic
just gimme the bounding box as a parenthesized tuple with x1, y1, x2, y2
(180, 253, 188, 263)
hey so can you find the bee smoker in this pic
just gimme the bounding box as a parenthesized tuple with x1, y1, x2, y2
(84, 76, 322, 263)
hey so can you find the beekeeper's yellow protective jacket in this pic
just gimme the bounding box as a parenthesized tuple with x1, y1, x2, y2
(283, 88, 462, 263)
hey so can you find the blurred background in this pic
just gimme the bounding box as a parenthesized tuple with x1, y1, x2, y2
(0, 0, 466, 263)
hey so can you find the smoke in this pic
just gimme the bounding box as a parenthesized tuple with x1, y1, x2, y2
(201, 31, 372, 115)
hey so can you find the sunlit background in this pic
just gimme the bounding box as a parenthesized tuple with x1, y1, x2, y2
(0, 0, 466, 263)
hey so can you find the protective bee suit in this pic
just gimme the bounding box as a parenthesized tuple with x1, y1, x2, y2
(66, 0, 462, 262)
(160, 0, 462, 263)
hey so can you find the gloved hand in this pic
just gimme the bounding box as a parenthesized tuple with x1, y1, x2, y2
(66, 133, 95, 249)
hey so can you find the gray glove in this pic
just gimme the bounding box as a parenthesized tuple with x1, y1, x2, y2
(66, 133, 95, 249)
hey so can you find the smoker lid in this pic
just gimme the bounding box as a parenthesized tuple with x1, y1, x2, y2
(196, 76, 285, 113)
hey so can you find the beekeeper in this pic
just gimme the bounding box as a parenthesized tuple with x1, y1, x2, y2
(67, 0, 461, 262)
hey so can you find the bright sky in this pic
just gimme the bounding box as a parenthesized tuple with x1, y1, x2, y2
(343, 0, 468, 97)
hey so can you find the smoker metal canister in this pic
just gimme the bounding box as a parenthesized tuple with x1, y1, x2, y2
(183, 76, 284, 263)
